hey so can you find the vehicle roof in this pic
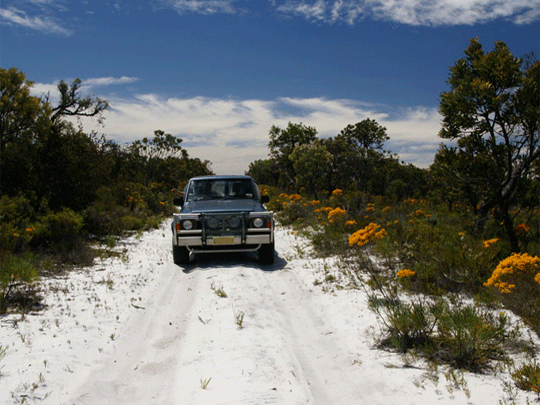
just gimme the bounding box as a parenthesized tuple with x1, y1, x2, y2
(188, 175, 254, 181)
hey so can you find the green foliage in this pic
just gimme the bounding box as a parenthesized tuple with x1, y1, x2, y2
(32, 208, 84, 246)
(289, 141, 333, 199)
(370, 294, 515, 372)
(434, 305, 510, 371)
(267, 122, 318, 191)
(436, 39, 540, 252)
(369, 296, 439, 353)
(511, 361, 540, 397)
(0, 253, 39, 313)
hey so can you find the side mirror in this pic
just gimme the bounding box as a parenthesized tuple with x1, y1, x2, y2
(261, 195, 270, 204)
(173, 197, 184, 206)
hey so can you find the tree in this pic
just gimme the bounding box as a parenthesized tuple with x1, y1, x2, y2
(129, 130, 187, 186)
(335, 119, 390, 192)
(438, 38, 539, 252)
(0, 68, 51, 197)
(268, 122, 318, 191)
(48, 78, 109, 125)
(337, 118, 389, 152)
(289, 141, 333, 199)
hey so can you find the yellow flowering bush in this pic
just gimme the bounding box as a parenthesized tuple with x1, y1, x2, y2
(483, 238, 499, 248)
(514, 223, 530, 235)
(397, 269, 416, 278)
(485, 253, 540, 293)
(349, 223, 386, 247)
(331, 189, 343, 197)
(328, 207, 346, 223)
(407, 209, 427, 218)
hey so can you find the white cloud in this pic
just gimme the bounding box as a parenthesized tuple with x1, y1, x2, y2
(68, 93, 444, 174)
(83, 76, 140, 87)
(0, 6, 72, 35)
(275, 0, 540, 26)
(152, 0, 239, 15)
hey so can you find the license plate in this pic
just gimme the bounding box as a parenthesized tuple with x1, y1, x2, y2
(213, 236, 235, 245)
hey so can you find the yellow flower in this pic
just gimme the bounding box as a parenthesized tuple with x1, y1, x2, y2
(349, 223, 386, 247)
(535, 272, 540, 285)
(382, 206, 391, 213)
(328, 207, 346, 223)
(485, 253, 540, 293)
(345, 220, 357, 227)
(514, 223, 530, 235)
(311, 200, 320, 206)
(397, 269, 416, 278)
(483, 238, 500, 248)
(288, 194, 302, 202)
(332, 189, 343, 196)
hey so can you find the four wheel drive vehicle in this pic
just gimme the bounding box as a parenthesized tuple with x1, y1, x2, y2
(172, 175, 275, 265)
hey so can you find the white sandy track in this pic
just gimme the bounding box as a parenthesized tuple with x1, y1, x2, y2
(1, 223, 536, 405)
(70, 229, 369, 405)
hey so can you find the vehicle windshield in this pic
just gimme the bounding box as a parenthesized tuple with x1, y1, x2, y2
(186, 179, 258, 202)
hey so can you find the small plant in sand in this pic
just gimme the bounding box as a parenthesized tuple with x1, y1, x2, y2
(211, 283, 227, 298)
(200, 377, 212, 389)
(234, 310, 245, 328)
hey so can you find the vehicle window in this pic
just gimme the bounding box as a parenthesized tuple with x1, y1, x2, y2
(187, 179, 257, 201)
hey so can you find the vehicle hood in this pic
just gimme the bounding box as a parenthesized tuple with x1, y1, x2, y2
(180, 199, 267, 214)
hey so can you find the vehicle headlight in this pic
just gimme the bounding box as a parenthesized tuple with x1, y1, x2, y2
(228, 216, 241, 228)
(182, 220, 194, 230)
(253, 217, 264, 228)
(206, 217, 220, 229)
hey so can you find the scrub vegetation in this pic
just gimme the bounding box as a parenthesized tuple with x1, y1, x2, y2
(248, 39, 539, 394)
(1, 38, 539, 396)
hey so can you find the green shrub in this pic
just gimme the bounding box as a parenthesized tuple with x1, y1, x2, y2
(369, 296, 439, 353)
(434, 305, 510, 371)
(0, 253, 39, 313)
(511, 360, 540, 397)
(370, 295, 515, 372)
(0, 195, 35, 254)
(32, 208, 84, 246)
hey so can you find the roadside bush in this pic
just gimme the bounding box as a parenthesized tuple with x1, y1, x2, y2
(484, 253, 540, 336)
(434, 305, 511, 371)
(32, 208, 84, 248)
(511, 360, 540, 398)
(369, 292, 516, 372)
(0, 195, 35, 254)
(368, 295, 439, 353)
(0, 253, 39, 313)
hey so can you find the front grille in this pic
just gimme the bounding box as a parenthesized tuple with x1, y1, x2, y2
(202, 213, 246, 238)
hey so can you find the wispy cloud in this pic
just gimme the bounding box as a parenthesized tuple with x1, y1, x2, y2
(152, 0, 241, 15)
(63, 92, 444, 174)
(0, 6, 72, 35)
(83, 76, 140, 87)
(275, 0, 540, 26)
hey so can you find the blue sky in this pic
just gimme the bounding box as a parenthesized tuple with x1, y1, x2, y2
(2, 0, 539, 174)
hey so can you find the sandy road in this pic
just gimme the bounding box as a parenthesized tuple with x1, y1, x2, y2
(3, 224, 531, 405)
(68, 229, 371, 405)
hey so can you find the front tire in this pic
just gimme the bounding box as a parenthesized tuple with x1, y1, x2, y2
(173, 245, 190, 265)
(258, 242, 274, 265)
